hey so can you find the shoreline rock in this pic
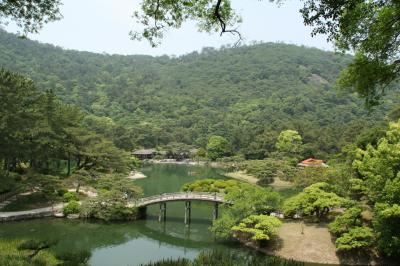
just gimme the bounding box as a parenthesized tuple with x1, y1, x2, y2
(127, 171, 147, 180)
(67, 214, 79, 219)
(54, 212, 65, 218)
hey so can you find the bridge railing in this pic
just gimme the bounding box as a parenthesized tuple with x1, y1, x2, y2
(132, 192, 226, 206)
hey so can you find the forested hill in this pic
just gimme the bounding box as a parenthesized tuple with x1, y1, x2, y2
(0, 30, 396, 158)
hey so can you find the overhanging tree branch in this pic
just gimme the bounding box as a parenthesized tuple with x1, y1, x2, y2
(213, 0, 242, 46)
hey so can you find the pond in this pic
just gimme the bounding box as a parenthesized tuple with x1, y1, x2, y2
(0, 164, 247, 266)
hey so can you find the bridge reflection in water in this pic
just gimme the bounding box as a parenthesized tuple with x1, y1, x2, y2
(129, 192, 229, 224)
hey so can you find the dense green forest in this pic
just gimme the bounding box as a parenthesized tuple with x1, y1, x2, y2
(0, 29, 397, 159)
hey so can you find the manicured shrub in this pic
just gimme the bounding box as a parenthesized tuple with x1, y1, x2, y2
(329, 207, 363, 236)
(63, 191, 78, 202)
(63, 200, 80, 215)
(232, 215, 282, 245)
(79, 191, 138, 221)
(335, 226, 374, 251)
(182, 179, 240, 194)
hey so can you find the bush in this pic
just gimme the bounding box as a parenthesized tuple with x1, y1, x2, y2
(79, 190, 138, 221)
(182, 179, 240, 194)
(140, 258, 190, 266)
(283, 183, 346, 219)
(0, 173, 22, 194)
(140, 250, 304, 266)
(63, 200, 80, 215)
(63, 192, 78, 202)
(329, 207, 363, 236)
(231, 215, 282, 244)
(57, 188, 68, 197)
(335, 226, 374, 251)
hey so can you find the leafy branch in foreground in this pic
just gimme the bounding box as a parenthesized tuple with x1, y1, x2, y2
(130, 0, 242, 47)
(0, 0, 62, 34)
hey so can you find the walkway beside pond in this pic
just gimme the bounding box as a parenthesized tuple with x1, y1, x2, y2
(0, 203, 64, 222)
(223, 171, 259, 184)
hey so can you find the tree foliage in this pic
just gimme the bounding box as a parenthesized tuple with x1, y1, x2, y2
(349, 120, 400, 256)
(240, 158, 296, 184)
(0, 30, 395, 160)
(0, 69, 132, 176)
(301, 0, 400, 107)
(329, 207, 363, 236)
(283, 182, 346, 218)
(182, 179, 240, 193)
(131, 0, 241, 47)
(293, 164, 352, 194)
(0, 68, 141, 216)
(0, 0, 61, 34)
(373, 203, 400, 257)
(275, 130, 303, 155)
(231, 214, 282, 243)
(353, 120, 400, 203)
(206, 135, 231, 161)
(210, 182, 282, 239)
(334, 226, 374, 251)
(2, 0, 398, 106)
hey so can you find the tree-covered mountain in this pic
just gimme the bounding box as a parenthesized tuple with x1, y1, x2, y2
(0, 30, 397, 158)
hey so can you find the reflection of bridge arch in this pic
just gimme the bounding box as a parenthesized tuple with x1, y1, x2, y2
(129, 192, 230, 224)
(139, 222, 215, 250)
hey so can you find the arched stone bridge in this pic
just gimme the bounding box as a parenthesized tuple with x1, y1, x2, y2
(128, 192, 230, 224)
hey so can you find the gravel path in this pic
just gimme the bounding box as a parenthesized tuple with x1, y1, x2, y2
(0, 203, 64, 222)
(265, 221, 382, 265)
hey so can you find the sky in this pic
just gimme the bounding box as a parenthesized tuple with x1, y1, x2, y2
(5, 0, 334, 56)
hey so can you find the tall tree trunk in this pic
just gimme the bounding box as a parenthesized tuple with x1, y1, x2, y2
(77, 156, 81, 168)
(45, 160, 50, 174)
(3, 159, 9, 177)
(11, 158, 17, 172)
(67, 153, 71, 176)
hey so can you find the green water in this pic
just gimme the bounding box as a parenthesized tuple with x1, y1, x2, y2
(0, 164, 248, 266)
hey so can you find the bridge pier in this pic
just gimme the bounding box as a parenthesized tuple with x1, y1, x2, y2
(159, 202, 166, 222)
(184, 201, 191, 225)
(213, 202, 219, 220)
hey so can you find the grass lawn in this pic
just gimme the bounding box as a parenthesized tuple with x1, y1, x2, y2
(223, 171, 259, 184)
(0, 192, 52, 211)
(266, 221, 340, 264)
(266, 221, 383, 265)
(0, 239, 59, 266)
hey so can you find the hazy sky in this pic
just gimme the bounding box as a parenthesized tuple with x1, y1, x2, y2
(5, 0, 334, 56)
